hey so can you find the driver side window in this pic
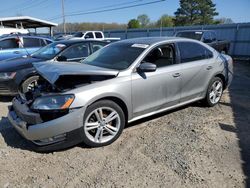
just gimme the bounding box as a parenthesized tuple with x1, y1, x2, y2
(60, 43, 89, 60)
(143, 44, 175, 68)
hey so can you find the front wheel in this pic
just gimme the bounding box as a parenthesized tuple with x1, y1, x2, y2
(82, 100, 125, 147)
(204, 77, 223, 107)
(21, 76, 39, 93)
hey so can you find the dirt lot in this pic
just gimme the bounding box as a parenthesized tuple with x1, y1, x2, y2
(0, 62, 249, 188)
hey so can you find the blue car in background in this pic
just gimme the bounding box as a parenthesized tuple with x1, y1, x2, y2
(0, 35, 53, 61)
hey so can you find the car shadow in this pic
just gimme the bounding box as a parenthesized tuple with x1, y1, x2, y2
(0, 96, 14, 102)
(224, 61, 250, 187)
(0, 116, 34, 151)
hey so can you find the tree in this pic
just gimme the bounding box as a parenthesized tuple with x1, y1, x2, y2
(127, 19, 140, 29)
(174, 0, 218, 26)
(156, 14, 174, 27)
(214, 17, 233, 25)
(137, 14, 150, 28)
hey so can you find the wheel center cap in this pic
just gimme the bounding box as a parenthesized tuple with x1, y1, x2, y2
(100, 121, 106, 127)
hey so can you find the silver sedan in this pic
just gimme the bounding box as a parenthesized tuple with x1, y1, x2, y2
(8, 37, 233, 151)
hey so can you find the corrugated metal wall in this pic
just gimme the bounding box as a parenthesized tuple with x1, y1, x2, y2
(104, 23, 250, 57)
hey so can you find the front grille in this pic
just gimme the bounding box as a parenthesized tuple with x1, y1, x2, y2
(0, 83, 9, 91)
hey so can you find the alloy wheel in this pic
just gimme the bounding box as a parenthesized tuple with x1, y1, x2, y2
(84, 107, 121, 144)
(209, 80, 223, 104)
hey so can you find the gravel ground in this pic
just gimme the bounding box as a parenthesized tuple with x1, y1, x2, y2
(0, 62, 249, 188)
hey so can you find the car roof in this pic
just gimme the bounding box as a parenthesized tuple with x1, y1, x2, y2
(0, 35, 53, 41)
(113, 37, 189, 45)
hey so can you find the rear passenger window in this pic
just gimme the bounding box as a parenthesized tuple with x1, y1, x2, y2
(95, 32, 103, 38)
(23, 38, 41, 47)
(0, 38, 19, 49)
(178, 42, 213, 63)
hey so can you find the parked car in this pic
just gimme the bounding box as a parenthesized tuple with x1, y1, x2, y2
(70, 31, 120, 41)
(8, 37, 233, 151)
(175, 30, 230, 54)
(0, 35, 53, 61)
(0, 39, 107, 95)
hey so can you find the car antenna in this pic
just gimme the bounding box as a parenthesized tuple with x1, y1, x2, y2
(15, 33, 31, 57)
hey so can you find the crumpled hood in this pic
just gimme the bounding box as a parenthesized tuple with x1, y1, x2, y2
(33, 61, 119, 84)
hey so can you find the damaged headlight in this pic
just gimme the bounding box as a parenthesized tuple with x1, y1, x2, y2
(31, 94, 75, 110)
(0, 72, 16, 80)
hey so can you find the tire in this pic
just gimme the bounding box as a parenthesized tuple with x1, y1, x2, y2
(21, 76, 39, 93)
(203, 77, 223, 107)
(82, 100, 125, 147)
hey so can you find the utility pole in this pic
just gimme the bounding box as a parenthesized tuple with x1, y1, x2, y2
(61, 0, 66, 34)
(160, 17, 162, 36)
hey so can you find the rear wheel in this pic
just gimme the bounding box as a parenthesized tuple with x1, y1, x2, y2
(204, 77, 223, 107)
(82, 100, 125, 147)
(21, 76, 39, 93)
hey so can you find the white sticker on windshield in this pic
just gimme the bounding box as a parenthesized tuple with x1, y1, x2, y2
(56, 44, 66, 49)
(131, 44, 149, 48)
(195, 32, 203, 34)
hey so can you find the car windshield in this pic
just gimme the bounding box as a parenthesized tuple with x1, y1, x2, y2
(82, 43, 146, 70)
(31, 43, 68, 60)
(176, 31, 203, 40)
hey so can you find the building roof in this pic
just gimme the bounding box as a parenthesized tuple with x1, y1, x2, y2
(0, 16, 58, 28)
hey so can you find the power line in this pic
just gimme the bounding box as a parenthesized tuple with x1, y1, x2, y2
(47, 0, 145, 21)
(48, 0, 166, 21)
(0, 0, 36, 14)
(18, 0, 50, 12)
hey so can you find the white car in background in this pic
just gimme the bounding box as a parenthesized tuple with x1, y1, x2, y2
(70, 31, 120, 42)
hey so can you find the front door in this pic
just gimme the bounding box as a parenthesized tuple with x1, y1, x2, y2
(131, 44, 181, 117)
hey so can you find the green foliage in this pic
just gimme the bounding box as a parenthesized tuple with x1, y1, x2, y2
(156, 14, 174, 27)
(127, 19, 141, 29)
(137, 14, 150, 27)
(174, 0, 218, 26)
(214, 17, 234, 25)
(55, 22, 127, 33)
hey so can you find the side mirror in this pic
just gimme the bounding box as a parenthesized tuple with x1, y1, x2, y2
(57, 55, 67, 62)
(138, 62, 157, 72)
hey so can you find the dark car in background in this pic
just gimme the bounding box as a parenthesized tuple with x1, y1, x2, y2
(0, 35, 53, 61)
(0, 39, 108, 95)
(175, 30, 230, 54)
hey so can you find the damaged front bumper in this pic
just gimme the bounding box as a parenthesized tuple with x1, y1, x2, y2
(8, 97, 86, 151)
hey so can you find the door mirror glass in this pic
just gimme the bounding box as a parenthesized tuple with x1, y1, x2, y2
(138, 62, 157, 72)
(57, 55, 67, 61)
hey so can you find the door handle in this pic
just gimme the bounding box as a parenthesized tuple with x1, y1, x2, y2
(13, 51, 21, 54)
(206, 66, 213, 70)
(172, 73, 181, 78)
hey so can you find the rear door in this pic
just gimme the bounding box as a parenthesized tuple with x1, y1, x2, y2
(23, 37, 44, 54)
(177, 41, 215, 102)
(131, 43, 181, 117)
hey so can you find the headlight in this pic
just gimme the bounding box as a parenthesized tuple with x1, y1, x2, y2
(31, 94, 75, 110)
(0, 72, 16, 80)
